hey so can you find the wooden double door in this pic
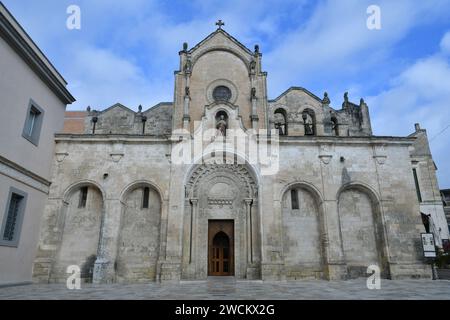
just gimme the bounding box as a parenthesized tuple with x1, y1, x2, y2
(208, 220, 234, 276)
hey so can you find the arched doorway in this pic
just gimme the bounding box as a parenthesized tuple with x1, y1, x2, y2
(208, 221, 234, 276)
(182, 164, 259, 280)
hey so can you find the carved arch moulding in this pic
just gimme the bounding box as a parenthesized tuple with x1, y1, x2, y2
(185, 164, 257, 199)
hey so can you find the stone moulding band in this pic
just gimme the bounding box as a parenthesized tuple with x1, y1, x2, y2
(0, 155, 50, 194)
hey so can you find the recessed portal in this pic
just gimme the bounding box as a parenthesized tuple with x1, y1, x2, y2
(208, 220, 234, 276)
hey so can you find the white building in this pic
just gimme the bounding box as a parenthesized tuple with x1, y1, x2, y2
(0, 3, 74, 286)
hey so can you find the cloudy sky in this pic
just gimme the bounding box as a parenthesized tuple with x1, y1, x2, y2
(3, 0, 450, 187)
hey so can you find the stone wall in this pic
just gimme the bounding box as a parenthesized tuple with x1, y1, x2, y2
(51, 186, 103, 282)
(82, 103, 172, 136)
(32, 133, 434, 283)
(282, 187, 323, 279)
(268, 88, 372, 137)
(116, 185, 161, 283)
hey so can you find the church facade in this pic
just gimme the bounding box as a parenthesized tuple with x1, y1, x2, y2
(32, 27, 448, 283)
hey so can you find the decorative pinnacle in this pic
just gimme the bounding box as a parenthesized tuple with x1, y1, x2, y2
(323, 92, 330, 104)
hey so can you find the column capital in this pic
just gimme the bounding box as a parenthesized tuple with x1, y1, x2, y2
(190, 198, 198, 205)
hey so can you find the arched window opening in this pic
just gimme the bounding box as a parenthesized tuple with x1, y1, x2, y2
(302, 109, 316, 136)
(274, 108, 288, 135)
(331, 117, 338, 136)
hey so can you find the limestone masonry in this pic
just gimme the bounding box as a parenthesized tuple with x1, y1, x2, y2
(32, 27, 448, 283)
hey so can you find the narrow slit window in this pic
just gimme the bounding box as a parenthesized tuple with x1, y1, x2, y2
(413, 168, 422, 203)
(291, 189, 299, 210)
(142, 187, 150, 209)
(78, 186, 88, 208)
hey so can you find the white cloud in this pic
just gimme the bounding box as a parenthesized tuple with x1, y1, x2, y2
(65, 43, 171, 110)
(441, 31, 450, 55)
(367, 32, 450, 187)
(264, 0, 450, 95)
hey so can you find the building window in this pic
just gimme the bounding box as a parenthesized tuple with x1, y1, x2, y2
(412, 168, 422, 203)
(22, 100, 44, 146)
(291, 189, 299, 210)
(142, 187, 150, 209)
(78, 186, 88, 208)
(1, 187, 27, 247)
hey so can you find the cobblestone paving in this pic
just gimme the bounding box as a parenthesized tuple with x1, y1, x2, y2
(0, 278, 449, 300)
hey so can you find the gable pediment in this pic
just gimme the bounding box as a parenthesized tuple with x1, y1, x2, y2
(99, 103, 135, 115)
(188, 29, 254, 66)
(270, 87, 323, 106)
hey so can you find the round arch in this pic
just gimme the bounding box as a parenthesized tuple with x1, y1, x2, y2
(191, 47, 251, 74)
(119, 180, 164, 204)
(278, 180, 324, 204)
(62, 180, 106, 203)
(184, 151, 261, 190)
(336, 181, 381, 204)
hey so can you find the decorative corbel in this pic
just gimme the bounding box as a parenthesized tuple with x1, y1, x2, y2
(55, 152, 68, 163)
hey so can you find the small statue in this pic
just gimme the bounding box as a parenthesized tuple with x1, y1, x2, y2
(343, 92, 349, 108)
(183, 42, 188, 52)
(251, 87, 256, 99)
(250, 59, 256, 73)
(303, 113, 313, 135)
(138, 104, 142, 113)
(86, 106, 91, 112)
(254, 44, 259, 54)
(185, 86, 190, 97)
(216, 115, 227, 136)
(323, 92, 330, 105)
(184, 58, 192, 73)
(275, 122, 285, 135)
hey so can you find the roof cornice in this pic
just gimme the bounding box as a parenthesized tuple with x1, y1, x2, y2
(0, 3, 75, 104)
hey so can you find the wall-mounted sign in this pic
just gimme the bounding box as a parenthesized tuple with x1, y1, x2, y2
(421, 233, 436, 258)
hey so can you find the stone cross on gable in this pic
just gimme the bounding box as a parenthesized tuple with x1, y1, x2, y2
(215, 20, 225, 29)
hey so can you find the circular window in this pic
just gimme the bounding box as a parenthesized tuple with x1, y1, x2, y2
(213, 86, 232, 102)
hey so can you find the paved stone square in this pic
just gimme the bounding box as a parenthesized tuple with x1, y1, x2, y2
(0, 278, 449, 300)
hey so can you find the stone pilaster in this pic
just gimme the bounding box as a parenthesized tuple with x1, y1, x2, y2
(318, 147, 347, 280)
(93, 198, 122, 284)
